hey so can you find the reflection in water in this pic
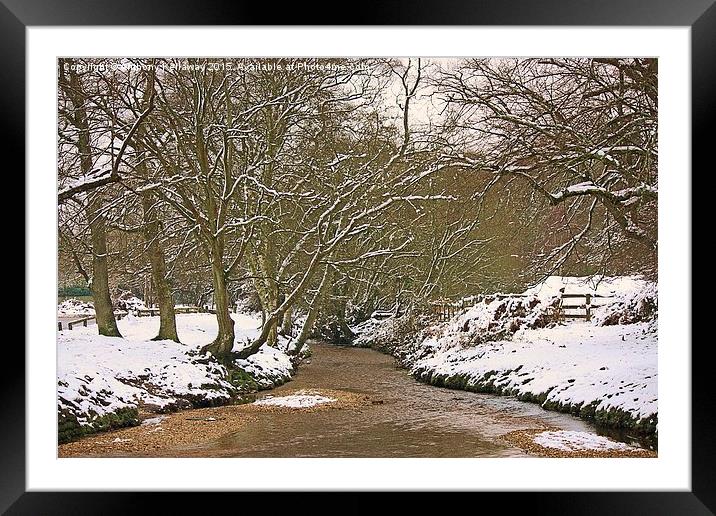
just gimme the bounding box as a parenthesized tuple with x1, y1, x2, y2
(180, 344, 599, 458)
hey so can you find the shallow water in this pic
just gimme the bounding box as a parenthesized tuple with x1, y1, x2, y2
(179, 343, 603, 458)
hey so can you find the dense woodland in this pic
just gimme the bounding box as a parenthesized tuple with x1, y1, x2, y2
(58, 57, 657, 362)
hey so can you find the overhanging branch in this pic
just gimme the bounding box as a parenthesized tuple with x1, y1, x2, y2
(58, 94, 155, 204)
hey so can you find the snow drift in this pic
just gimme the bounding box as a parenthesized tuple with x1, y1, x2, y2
(57, 312, 298, 442)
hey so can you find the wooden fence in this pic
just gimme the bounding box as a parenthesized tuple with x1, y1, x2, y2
(429, 294, 528, 322)
(134, 305, 204, 317)
(58, 311, 128, 331)
(429, 292, 611, 323)
(57, 306, 205, 330)
(553, 293, 610, 322)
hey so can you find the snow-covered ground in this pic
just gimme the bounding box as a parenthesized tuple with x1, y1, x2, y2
(353, 276, 658, 434)
(113, 293, 147, 312)
(57, 295, 146, 316)
(57, 298, 95, 316)
(412, 321, 657, 429)
(522, 274, 651, 300)
(532, 430, 640, 452)
(58, 312, 297, 440)
(254, 391, 336, 408)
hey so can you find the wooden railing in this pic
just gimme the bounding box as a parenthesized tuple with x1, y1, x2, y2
(58, 306, 209, 330)
(135, 308, 160, 317)
(175, 306, 202, 314)
(58, 311, 128, 331)
(429, 294, 529, 322)
(429, 292, 613, 323)
(554, 293, 610, 322)
(134, 306, 203, 317)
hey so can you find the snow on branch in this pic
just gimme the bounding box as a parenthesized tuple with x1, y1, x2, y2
(58, 95, 155, 204)
(551, 182, 657, 205)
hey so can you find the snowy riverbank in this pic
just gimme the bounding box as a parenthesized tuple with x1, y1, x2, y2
(352, 276, 658, 436)
(57, 312, 297, 442)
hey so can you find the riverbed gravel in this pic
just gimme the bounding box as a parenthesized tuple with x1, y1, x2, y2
(501, 428, 656, 458)
(58, 388, 370, 457)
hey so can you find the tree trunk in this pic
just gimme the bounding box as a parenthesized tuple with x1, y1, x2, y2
(134, 67, 180, 342)
(289, 266, 332, 356)
(235, 307, 278, 360)
(60, 62, 121, 338)
(247, 245, 279, 347)
(140, 192, 179, 342)
(237, 249, 326, 359)
(336, 301, 356, 342)
(86, 193, 122, 337)
(280, 303, 293, 336)
(334, 276, 355, 342)
(201, 247, 235, 360)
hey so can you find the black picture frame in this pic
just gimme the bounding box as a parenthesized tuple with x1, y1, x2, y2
(7, 0, 709, 513)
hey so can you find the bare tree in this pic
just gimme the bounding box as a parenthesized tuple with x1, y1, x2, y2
(58, 59, 124, 337)
(435, 58, 657, 279)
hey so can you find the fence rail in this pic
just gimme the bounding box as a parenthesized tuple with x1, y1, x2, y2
(429, 293, 529, 322)
(175, 306, 202, 314)
(130, 305, 205, 317)
(135, 308, 160, 317)
(58, 306, 208, 330)
(58, 311, 128, 331)
(429, 291, 613, 323)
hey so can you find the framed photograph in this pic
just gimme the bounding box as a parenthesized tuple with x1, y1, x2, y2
(11, 0, 710, 512)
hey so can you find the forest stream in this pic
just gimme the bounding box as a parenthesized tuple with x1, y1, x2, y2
(168, 343, 607, 458)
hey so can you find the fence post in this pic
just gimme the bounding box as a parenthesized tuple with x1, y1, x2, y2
(585, 293, 592, 322)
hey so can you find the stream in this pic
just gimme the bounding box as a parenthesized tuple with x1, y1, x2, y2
(176, 343, 604, 458)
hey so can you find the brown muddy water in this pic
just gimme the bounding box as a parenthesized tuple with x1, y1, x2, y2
(176, 343, 603, 458)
